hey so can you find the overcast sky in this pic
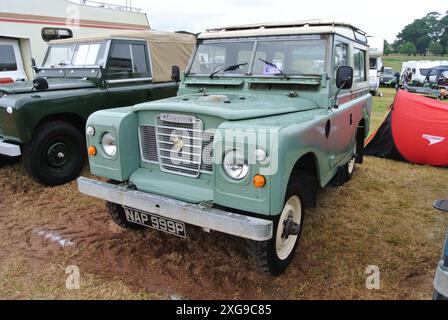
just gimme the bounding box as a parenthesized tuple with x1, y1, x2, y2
(111, 0, 446, 42)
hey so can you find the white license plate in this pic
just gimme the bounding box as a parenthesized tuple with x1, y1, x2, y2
(124, 207, 186, 238)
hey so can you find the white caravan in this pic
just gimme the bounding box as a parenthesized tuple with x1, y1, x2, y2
(0, 38, 33, 83)
(0, 0, 150, 76)
(401, 60, 448, 83)
(368, 37, 384, 96)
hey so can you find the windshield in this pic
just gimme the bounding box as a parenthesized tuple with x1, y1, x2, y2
(384, 68, 393, 75)
(42, 42, 107, 68)
(188, 36, 327, 77)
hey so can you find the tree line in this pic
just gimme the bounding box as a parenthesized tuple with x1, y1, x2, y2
(385, 11, 448, 56)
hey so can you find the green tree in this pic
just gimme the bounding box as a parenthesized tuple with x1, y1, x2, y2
(399, 42, 417, 55)
(384, 40, 392, 55)
(415, 35, 431, 55)
(428, 41, 444, 55)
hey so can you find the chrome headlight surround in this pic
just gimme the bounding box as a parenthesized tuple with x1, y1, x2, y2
(101, 132, 117, 157)
(223, 150, 249, 180)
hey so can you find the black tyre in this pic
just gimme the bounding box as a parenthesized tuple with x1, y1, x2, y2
(22, 121, 86, 186)
(249, 179, 306, 276)
(106, 202, 146, 230)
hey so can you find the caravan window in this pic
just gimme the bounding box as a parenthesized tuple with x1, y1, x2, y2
(0, 45, 17, 71)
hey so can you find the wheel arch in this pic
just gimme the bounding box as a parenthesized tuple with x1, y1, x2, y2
(34, 113, 86, 136)
(273, 152, 320, 214)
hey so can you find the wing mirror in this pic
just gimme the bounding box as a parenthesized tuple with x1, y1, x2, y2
(33, 77, 49, 91)
(333, 66, 354, 109)
(336, 66, 353, 89)
(171, 65, 181, 83)
(31, 58, 40, 73)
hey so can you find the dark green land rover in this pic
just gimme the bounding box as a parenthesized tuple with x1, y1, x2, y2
(0, 30, 195, 186)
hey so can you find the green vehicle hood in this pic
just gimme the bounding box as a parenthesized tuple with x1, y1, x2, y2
(0, 78, 98, 95)
(132, 92, 320, 120)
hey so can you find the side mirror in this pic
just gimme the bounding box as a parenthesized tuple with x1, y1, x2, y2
(380, 66, 385, 73)
(31, 58, 40, 73)
(33, 77, 49, 91)
(171, 65, 181, 83)
(336, 66, 353, 90)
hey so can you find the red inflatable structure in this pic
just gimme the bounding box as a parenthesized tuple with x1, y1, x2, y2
(365, 90, 448, 166)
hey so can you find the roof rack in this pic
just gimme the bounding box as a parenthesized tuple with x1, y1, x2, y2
(74, 0, 142, 13)
(207, 20, 367, 35)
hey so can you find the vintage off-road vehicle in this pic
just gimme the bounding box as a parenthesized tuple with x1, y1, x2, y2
(0, 30, 195, 186)
(78, 21, 372, 275)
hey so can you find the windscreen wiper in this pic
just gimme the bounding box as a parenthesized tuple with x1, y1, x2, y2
(209, 63, 248, 79)
(258, 58, 290, 80)
(51, 61, 69, 68)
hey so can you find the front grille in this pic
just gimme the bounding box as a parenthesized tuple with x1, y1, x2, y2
(139, 125, 158, 162)
(140, 114, 215, 178)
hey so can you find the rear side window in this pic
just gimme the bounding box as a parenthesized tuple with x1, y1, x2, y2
(107, 41, 151, 78)
(0, 45, 17, 71)
(353, 48, 366, 82)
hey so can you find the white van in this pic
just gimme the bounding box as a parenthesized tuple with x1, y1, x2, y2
(0, 38, 32, 84)
(401, 61, 448, 83)
(368, 37, 384, 96)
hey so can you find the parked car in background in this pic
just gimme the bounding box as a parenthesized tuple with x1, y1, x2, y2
(379, 67, 396, 87)
(433, 199, 448, 300)
(78, 20, 372, 275)
(0, 30, 196, 186)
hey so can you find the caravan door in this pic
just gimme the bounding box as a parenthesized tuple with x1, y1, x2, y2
(0, 39, 27, 83)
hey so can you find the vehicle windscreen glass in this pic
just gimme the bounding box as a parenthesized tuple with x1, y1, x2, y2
(42, 42, 107, 68)
(72, 43, 107, 66)
(42, 44, 76, 67)
(252, 39, 326, 76)
(188, 37, 327, 77)
(189, 41, 253, 75)
(0, 45, 18, 71)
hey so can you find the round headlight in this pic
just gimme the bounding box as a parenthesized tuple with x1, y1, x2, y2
(101, 133, 117, 157)
(223, 150, 249, 180)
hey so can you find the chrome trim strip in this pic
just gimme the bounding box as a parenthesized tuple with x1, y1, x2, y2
(77, 177, 273, 241)
(106, 77, 152, 84)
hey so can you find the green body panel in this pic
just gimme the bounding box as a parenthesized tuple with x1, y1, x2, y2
(86, 34, 372, 217)
(87, 81, 371, 216)
(0, 78, 178, 144)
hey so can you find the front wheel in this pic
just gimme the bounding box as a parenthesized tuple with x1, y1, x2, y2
(22, 121, 86, 186)
(249, 183, 304, 276)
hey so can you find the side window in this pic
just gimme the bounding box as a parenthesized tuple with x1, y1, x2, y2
(131, 44, 150, 75)
(353, 48, 366, 82)
(334, 42, 348, 76)
(0, 45, 17, 71)
(107, 41, 151, 79)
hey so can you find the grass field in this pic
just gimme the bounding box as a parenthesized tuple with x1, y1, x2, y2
(383, 54, 447, 73)
(0, 88, 448, 300)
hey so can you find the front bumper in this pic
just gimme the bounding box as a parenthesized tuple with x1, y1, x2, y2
(77, 177, 273, 241)
(0, 139, 21, 157)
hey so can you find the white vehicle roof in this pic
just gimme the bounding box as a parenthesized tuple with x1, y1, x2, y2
(199, 20, 368, 43)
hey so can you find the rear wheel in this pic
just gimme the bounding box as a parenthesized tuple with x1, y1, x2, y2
(106, 202, 146, 230)
(249, 180, 305, 276)
(22, 121, 86, 186)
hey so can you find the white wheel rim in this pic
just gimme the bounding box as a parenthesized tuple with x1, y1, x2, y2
(276, 195, 302, 261)
(348, 143, 356, 175)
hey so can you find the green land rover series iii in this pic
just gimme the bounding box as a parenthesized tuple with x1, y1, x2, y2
(78, 21, 372, 275)
(0, 30, 195, 186)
